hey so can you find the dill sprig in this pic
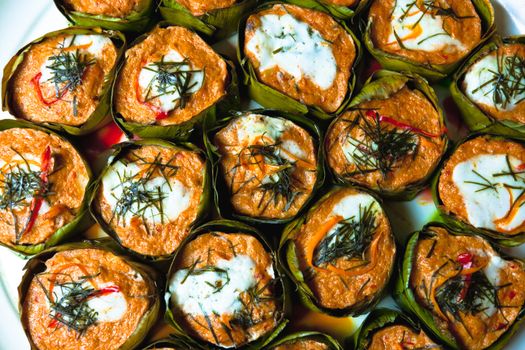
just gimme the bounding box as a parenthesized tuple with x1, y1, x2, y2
(342, 111, 418, 178)
(45, 37, 95, 116)
(231, 278, 280, 330)
(143, 56, 203, 110)
(435, 271, 511, 320)
(109, 152, 179, 233)
(398, 0, 474, 25)
(313, 203, 378, 267)
(0, 151, 51, 241)
(472, 53, 525, 110)
(36, 274, 99, 335)
(228, 140, 303, 213)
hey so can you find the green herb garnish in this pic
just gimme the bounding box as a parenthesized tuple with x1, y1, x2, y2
(342, 111, 418, 178)
(472, 53, 525, 110)
(313, 203, 378, 267)
(142, 56, 204, 110)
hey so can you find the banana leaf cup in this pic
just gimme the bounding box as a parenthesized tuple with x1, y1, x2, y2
(142, 336, 197, 349)
(279, 0, 371, 20)
(2, 26, 126, 136)
(18, 239, 161, 350)
(203, 109, 325, 225)
(350, 308, 443, 350)
(159, 0, 258, 40)
(112, 24, 240, 141)
(363, 0, 495, 82)
(394, 223, 525, 349)
(450, 35, 525, 139)
(164, 219, 289, 349)
(279, 185, 396, 317)
(432, 133, 525, 247)
(325, 70, 448, 200)
(0, 119, 93, 256)
(237, 2, 362, 120)
(53, 0, 155, 32)
(266, 331, 343, 349)
(89, 139, 211, 262)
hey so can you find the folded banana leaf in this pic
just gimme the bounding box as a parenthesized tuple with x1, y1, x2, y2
(159, 0, 258, 40)
(267, 331, 343, 349)
(164, 219, 289, 349)
(237, 2, 362, 120)
(350, 308, 444, 350)
(363, 0, 495, 82)
(0, 119, 93, 256)
(2, 26, 126, 136)
(18, 239, 161, 350)
(203, 109, 325, 225)
(394, 223, 525, 350)
(450, 35, 525, 139)
(89, 139, 211, 262)
(326, 69, 448, 200)
(53, 0, 155, 32)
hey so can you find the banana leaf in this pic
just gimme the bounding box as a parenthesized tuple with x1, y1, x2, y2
(203, 109, 325, 225)
(350, 308, 444, 350)
(164, 219, 289, 349)
(267, 331, 343, 349)
(113, 24, 240, 140)
(0, 119, 93, 256)
(363, 0, 495, 82)
(450, 35, 525, 139)
(159, 0, 258, 41)
(89, 139, 211, 262)
(393, 223, 525, 350)
(278, 185, 394, 317)
(431, 133, 525, 247)
(326, 70, 448, 200)
(142, 336, 198, 349)
(2, 26, 126, 136)
(280, 0, 370, 20)
(53, 0, 155, 32)
(18, 239, 161, 350)
(237, 2, 362, 120)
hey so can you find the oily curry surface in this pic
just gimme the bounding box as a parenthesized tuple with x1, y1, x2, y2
(175, 0, 237, 16)
(0, 128, 89, 247)
(95, 144, 205, 257)
(293, 187, 395, 310)
(10, 34, 117, 126)
(115, 26, 228, 126)
(411, 227, 525, 350)
(244, 4, 356, 113)
(326, 86, 446, 193)
(62, 0, 146, 17)
(23, 248, 154, 350)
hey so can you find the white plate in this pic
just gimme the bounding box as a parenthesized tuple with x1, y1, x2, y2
(1, 1, 525, 349)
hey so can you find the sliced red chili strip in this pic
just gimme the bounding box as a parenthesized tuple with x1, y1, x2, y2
(365, 110, 445, 138)
(31, 72, 67, 106)
(20, 146, 52, 238)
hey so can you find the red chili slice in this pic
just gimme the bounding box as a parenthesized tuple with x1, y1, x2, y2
(20, 146, 52, 238)
(31, 72, 67, 106)
(365, 110, 445, 138)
